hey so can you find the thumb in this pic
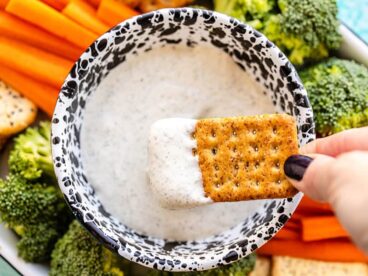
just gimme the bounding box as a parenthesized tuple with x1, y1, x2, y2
(284, 154, 335, 202)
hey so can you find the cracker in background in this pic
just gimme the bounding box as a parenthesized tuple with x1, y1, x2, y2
(0, 80, 37, 150)
(249, 256, 271, 276)
(195, 114, 299, 202)
(272, 256, 368, 276)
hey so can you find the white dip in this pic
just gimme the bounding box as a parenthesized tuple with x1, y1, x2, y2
(148, 118, 212, 209)
(81, 45, 275, 241)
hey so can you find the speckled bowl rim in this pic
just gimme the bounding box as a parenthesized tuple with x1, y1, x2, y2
(52, 8, 315, 271)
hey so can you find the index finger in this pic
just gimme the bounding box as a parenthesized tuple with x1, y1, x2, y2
(301, 127, 368, 156)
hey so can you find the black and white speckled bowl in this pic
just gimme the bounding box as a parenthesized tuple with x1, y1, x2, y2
(51, 8, 315, 272)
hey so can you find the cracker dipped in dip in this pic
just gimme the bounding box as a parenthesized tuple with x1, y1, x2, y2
(148, 114, 299, 210)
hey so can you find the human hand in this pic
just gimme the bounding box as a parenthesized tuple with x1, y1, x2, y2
(284, 127, 368, 254)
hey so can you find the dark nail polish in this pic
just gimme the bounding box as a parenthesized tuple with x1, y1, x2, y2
(284, 155, 313, 181)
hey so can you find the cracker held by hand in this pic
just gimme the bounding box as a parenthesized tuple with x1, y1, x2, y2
(195, 114, 299, 202)
(148, 114, 299, 209)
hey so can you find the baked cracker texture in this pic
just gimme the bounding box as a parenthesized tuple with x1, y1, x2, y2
(0, 80, 37, 137)
(272, 256, 368, 276)
(249, 256, 271, 276)
(195, 114, 299, 202)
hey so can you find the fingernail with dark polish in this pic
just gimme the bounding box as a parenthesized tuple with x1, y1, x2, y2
(284, 155, 313, 181)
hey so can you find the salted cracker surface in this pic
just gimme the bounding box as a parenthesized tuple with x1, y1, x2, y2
(196, 114, 299, 202)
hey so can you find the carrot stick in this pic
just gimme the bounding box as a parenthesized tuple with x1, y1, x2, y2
(257, 239, 368, 262)
(0, 37, 73, 88)
(72, 0, 95, 15)
(0, 0, 8, 8)
(290, 212, 307, 221)
(6, 0, 97, 49)
(62, 0, 109, 35)
(0, 37, 72, 66)
(274, 227, 300, 240)
(97, 0, 139, 27)
(39, 0, 67, 10)
(0, 11, 82, 61)
(297, 196, 333, 214)
(301, 216, 349, 241)
(0, 65, 58, 116)
(86, 0, 100, 8)
(284, 219, 300, 230)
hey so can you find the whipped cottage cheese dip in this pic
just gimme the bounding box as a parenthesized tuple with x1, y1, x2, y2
(81, 45, 275, 241)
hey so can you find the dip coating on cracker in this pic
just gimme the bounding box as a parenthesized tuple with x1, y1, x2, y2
(148, 114, 299, 209)
(148, 118, 212, 209)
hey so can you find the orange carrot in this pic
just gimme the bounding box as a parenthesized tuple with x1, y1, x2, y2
(0, 37, 73, 66)
(0, 11, 82, 61)
(72, 0, 95, 15)
(6, 0, 97, 49)
(0, 0, 8, 8)
(40, 0, 67, 10)
(274, 227, 300, 240)
(97, 0, 139, 27)
(62, 0, 109, 35)
(284, 218, 300, 231)
(297, 196, 333, 214)
(0, 65, 58, 116)
(0, 37, 73, 88)
(290, 212, 307, 221)
(301, 216, 349, 241)
(257, 239, 368, 262)
(86, 0, 100, 8)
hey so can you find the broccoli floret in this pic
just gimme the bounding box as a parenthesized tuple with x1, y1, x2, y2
(214, 0, 341, 66)
(0, 174, 70, 262)
(9, 122, 55, 183)
(15, 223, 60, 262)
(278, 0, 341, 50)
(0, 174, 64, 226)
(214, 0, 275, 23)
(50, 220, 126, 276)
(300, 58, 368, 136)
(262, 14, 330, 66)
(0, 122, 72, 262)
(148, 254, 256, 276)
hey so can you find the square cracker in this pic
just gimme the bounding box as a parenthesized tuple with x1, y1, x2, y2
(272, 256, 368, 276)
(249, 257, 271, 276)
(194, 114, 299, 202)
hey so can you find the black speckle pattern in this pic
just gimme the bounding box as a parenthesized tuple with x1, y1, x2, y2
(51, 8, 315, 272)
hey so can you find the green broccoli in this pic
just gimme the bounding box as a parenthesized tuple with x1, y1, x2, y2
(50, 220, 127, 276)
(214, 0, 341, 66)
(0, 175, 65, 226)
(9, 122, 56, 183)
(0, 122, 72, 262)
(14, 223, 60, 262)
(214, 0, 275, 25)
(300, 58, 368, 136)
(148, 254, 256, 276)
(278, 0, 341, 51)
(0, 174, 70, 262)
